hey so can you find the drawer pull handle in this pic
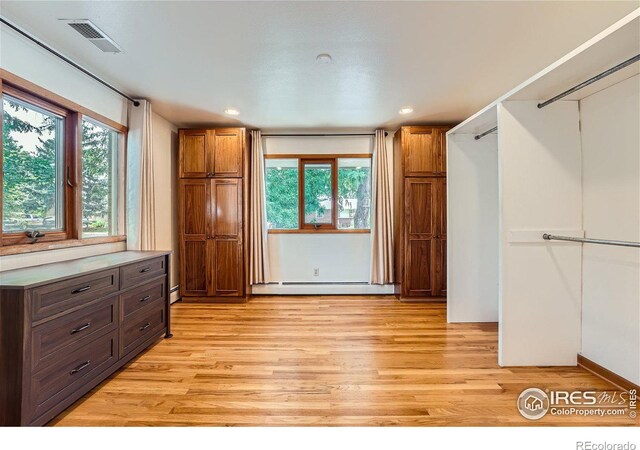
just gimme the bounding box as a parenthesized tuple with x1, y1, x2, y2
(139, 267, 151, 273)
(140, 295, 152, 303)
(70, 323, 92, 334)
(70, 360, 91, 375)
(71, 285, 91, 294)
(139, 322, 151, 331)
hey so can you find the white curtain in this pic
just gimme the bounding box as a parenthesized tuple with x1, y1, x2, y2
(249, 130, 270, 284)
(126, 99, 156, 250)
(370, 129, 394, 284)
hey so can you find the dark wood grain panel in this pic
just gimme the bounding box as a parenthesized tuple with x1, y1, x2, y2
(31, 296, 117, 372)
(212, 128, 243, 177)
(405, 178, 436, 236)
(120, 279, 165, 318)
(120, 304, 165, 358)
(182, 180, 209, 236)
(405, 238, 434, 296)
(0, 290, 25, 426)
(31, 269, 119, 322)
(404, 127, 436, 176)
(181, 241, 209, 296)
(179, 130, 207, 178)
(211, 178, 242, 238)
(212, 239, 242, 296)
(29, 330, 118, 421)
(120, 257, 166, 290)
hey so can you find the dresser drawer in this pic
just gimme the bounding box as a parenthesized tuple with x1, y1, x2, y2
(31, 269, 119, 322)
(31, 296, 118, 372)
(29, 330, 118, 421)
(121, 279, 165, 318)
(120, 303, 165, 357)
(120, 257, 166, 290)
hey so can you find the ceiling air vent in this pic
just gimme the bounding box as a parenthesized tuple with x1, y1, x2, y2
(64, 20, 122, 53)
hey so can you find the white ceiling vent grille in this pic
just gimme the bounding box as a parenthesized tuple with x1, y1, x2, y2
(63, 20, 122, 53)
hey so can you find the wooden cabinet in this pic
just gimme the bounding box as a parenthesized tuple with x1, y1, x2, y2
(394, 125, 450, 300)
(179, 128, 244, 178)
(178, 128, 247, 302)
(0, 251, 171, 426)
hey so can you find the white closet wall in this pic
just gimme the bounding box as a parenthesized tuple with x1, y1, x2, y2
(498, 101, 583, 366)
(447, 132, 499, 323)
(580, 75, 640, 385)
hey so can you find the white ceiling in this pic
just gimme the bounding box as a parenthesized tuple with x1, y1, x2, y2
(0, 1, 637, 129)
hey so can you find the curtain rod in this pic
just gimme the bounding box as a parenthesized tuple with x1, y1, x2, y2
(261, 132, 388, 137)
(0, 16, 140, 107)
(537, 54, 640, 109)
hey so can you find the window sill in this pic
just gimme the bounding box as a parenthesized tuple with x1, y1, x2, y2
(0, 235, 126, 256)
(268, 229, 370, 234)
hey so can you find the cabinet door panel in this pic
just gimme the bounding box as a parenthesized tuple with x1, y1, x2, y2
(404, 127, 436, 176)
(180, 130, 208, 178)
(405, 238, 434, 296)
(438, 179, 447, 236)
(434, 238, 447, 297)
(212, 239, 242, 296)
(213, 128, 243, 177)
(405, 178, 437, 236)
(211, 179, 242, 238)
(434, 128, 447, 174)
(179, 180, 211, 296)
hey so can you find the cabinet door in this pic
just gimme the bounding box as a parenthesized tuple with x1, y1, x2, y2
(437, 178, 447, 236)
(212, 128, 244, 177)
(403, 178, 438, 297)
(179, 180, 211, 296)
(212, 239, 243, 297)
(211, 178, 242, 238)
(179, 130, 209, 178)
(434, 128, 447, 174)
(433, 238, 447, 297)
(403, 127, 437, 177)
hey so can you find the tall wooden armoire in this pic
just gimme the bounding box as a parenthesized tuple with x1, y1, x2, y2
(393, 125, 451, 300)
(177, 128, 249, 302)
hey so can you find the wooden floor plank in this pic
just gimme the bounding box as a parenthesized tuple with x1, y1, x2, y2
(51, 297, 637, 426)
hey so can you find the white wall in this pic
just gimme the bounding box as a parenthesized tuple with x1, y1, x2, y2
(253, 133, 394, 295)
(0, 24, 129, 271)
(0, 26, 127, 126)
(580, 75, 639, 385)
(498, 101, 583, 366)
(151, 112, 180, 300)
(447, 132, 499, 322)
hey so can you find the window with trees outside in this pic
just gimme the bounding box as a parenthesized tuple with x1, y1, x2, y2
(1, 78, 125, 252)
(82, 119, 119, 237)
(265, 155, 371, 232)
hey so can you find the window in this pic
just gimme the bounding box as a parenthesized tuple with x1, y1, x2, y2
(337, 158, 371, 230)
(2, 90, 69, 243)
(265, 154, 371, 232)
(0, 75, 127, 253)
(265, 158, 299, 229)
(81, 118, 119, 237)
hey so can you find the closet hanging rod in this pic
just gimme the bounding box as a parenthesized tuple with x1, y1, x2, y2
(542, 233, 640, 248)
(0, 16, 140, 107)
(537, 54, 640, 109)
(474, 126, 497, 140)
(261, 132, 388, 137)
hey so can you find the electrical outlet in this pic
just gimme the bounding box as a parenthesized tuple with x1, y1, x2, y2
(313, 268, 319, 277)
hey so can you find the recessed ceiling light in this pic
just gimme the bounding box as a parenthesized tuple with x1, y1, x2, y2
(224, 108, 240, 116)
(398, 107, 414, 115)
(316, 53, 332, 64)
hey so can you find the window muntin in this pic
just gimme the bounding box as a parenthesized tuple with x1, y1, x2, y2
(265, 158, 299, 229)
(337, 158, 371, 230)
(81, 118, 119, 237)
(2, 94, 65, 233)
(302, 160, 334, 228)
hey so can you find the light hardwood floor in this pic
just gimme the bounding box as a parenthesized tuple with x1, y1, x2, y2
(51, 297, 637, 426)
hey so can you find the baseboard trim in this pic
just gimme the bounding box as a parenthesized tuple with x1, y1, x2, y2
(577, 354, 639, 392)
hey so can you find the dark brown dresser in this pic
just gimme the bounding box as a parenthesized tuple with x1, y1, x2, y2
(0, 251, 172, 426)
